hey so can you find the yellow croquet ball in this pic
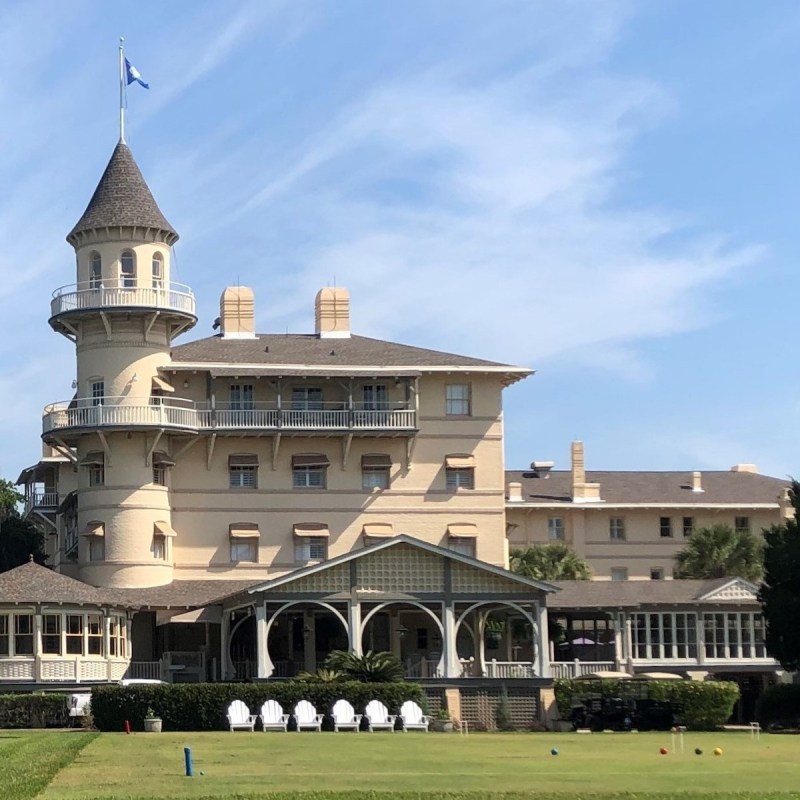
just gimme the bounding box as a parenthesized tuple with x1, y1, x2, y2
(713, 747, 723, 756)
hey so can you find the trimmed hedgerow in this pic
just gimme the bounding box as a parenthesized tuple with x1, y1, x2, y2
(90, 681, 426, 732)
(0, 693, 69, 728)
(554, 678, 739, 730)
(756, 683, 800, 730)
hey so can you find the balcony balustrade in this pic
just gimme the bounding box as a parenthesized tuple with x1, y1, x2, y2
(42, 398, 417, 436)
(24, 492, 59, 515)
(50, 281, 196, 320)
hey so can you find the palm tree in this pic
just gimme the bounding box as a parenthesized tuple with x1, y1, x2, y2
(509, 543, 591, 581)
(323, 650, 405, 682)
(674, 523, 763, 582)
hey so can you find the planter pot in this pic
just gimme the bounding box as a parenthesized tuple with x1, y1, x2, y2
(143, 718, 162, 733)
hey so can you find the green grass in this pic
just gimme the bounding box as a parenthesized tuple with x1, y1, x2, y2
(37, 731, 800, 799)
(0, 730, 97, 800)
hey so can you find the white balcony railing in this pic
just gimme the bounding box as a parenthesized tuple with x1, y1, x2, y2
(25, 492, 59, 514)
(50, 281, 196, 319)
(551, 660, 615, 679)
(124, 661, 162, 681)
(43, 397, 417, 435)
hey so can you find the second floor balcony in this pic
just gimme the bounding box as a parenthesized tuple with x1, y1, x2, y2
(42, 397, 417, 437)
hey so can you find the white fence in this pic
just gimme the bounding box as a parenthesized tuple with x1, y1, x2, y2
(551, 660, 615, 679)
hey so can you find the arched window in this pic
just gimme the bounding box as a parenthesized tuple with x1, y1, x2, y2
(152, 252, 163, 288)
(89, 252, 102, 289)
(120, 250, 136, 288)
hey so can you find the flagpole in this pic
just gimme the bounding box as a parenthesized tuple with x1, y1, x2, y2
(119, 37, 126, 143)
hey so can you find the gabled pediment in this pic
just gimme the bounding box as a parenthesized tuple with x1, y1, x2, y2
(698, 578, 760, 603)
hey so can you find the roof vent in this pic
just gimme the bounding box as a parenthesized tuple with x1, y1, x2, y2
(529, 461, 554, 479)
(315, 287, 351, 339)
(691, 471, 704, 493)
(219, 287, 256, 340)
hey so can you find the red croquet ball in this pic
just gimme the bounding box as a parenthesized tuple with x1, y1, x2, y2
(659, 747, 668, 755)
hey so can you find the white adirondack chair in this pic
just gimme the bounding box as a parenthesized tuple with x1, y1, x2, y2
(260, 699, 290, 732)
(293, 700, 324, 732)
(400, 700, 429, 732)
(331, 698, 362, 732)
(226, 699, 257, 732)
(364, 699, 397, 732)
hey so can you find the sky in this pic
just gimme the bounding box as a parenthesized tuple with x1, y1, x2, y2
(1, 0, 798, 479)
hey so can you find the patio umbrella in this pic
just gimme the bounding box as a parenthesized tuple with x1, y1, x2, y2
(631, 672, 684, 680)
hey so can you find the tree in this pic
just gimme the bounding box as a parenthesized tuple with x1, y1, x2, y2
(0, 477, 46, 572)
(509, 543, 591, 581)
(0, 479, 22, 522)
(759, 480, 800, 671)
(674, 523, 763, 582)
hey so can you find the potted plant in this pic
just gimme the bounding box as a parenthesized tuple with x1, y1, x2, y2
(143, 707, 162, 733)
(432, 707, 454, 732)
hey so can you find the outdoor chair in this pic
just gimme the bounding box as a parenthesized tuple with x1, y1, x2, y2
(399, 700, 429, 732)
(226, 699, 257, 732)
(331, 698, 362, 732)
(260, 699, 290, 732)
(364, 699, 397, 732)
(293, 700, 324, 731)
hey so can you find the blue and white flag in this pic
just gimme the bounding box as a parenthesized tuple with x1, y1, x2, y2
(125, 58, 149, 89)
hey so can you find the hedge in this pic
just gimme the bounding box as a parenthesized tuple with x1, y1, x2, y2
(554, 678, 740, 730)
(756, 683, 800, 729)
(0, 693, 69, 728)
(90, 681, 426, 732)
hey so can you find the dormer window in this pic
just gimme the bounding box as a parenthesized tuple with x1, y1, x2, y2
(120, 250, 136, 288)
(152, 252, 163, 288)
(89, 252, 102, 288)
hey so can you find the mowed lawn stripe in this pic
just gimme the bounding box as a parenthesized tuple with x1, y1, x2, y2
(40, 732, 800, 799)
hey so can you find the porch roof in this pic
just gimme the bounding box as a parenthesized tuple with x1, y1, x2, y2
(0, 561, 122, 607)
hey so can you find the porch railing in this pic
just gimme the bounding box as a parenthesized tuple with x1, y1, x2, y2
(124, 661, 162, 681)
(25, 492, 58, 514)
(551, 660, 615, 679)
(405, 657, 441, 678)
(50, 281, 196, 319)
(484, 660, 536, 679)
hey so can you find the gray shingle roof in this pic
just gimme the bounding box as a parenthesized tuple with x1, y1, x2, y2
(0, 561, 116, 606)
(506, 470, 788, 506)
(112, 580, 261, 609)
(171, 334, 525, 371)
(67, 142, 178, 245)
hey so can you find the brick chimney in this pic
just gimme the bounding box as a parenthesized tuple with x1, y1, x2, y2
(315, 287, 351, 338)
(571, 441, 601, 503)
(219, 286, 256, 339)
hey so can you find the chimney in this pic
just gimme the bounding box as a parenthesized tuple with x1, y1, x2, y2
(571, 440, 601, 503)
(315, 287, 351, 338)
(730, 464, 758, 474)
(219, 287, 256, 339)
(691, 471, 704, 492)
(507, 482, 523, 502)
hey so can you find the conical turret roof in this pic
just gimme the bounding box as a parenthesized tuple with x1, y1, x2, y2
(67, 141, 178, 245)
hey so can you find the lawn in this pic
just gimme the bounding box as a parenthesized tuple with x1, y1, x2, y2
(35, 730, 800, 800)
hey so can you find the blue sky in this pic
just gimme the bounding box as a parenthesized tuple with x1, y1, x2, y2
(1, 0, 798, 479)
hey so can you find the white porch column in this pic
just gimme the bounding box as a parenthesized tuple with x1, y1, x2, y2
(348, 601, 362, 655)
(220, 610, 231, 680)
(696, 613, 705, 666)
(476, 610, 487, 676)
(535, 602, 551, 678)
(441, 602, 458, 678)
(255, 602, 271, 678)
(613, 614, 624, 670)
(625, 616, 633, 671)
(34, 611, 43, 682)
(104, 615, 112, 679)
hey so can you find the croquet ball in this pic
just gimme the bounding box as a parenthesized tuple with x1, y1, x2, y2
(694, 748, 703, 755)
(199, 771, 205, 776)
(659, 747, 668, 755)
(713, 747, 723, 756)
(550, 747, 559, 756)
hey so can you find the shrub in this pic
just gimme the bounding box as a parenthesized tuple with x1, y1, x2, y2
(494, 686, 514, 731)
(90, 681, 425, 732)
(323, 650, 405, 682)
(0, 693, 69, 728)
(756, 683, 800, 729)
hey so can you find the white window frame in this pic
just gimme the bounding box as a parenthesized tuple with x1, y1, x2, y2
(120, 250, 136, 288)
(42, 614, 61, 655)
(610, 567, 628, 582)
(151, 252, 163, 288)
(12, 614, 34, 656)
(734, 516, 751, 534)
(293, 465, 326, 489)
(229, 465, 257, 489)
(88, 536, 105, 562)
(631, 612, 697, 660)
(89, 252, 102, 289)
(547, 517, 564, 541)
(448, 537, 476, 557)
(294, 536, 327, 564)
(291, 387, 323, 410)
(609, 517, 626, 541)
(682, 516, 694, 537)
(109, 617, 126, 658)
(446, 467, 474, 491)
(229, 384, 255, 411)
(362, 384, 389, 410)
(88, 458, 105, 488)
(152, 464, 167, 486)
(230, 539, 258, 563)
(90, 380, 105, 407)
(445, 383, 471, 416)
(659, 516, 673, 538)
(153, 534, 167, 561)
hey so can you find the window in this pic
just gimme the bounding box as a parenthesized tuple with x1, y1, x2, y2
(448, 537, 476, 557)
(229, 454, 258, 489)
(14, 615, 33, 656)
(153, 534, 166, 560)
(735, 516, 751, 534)
(632, 613, 697, 659)
(291, 387, 323, 410)
(152, 464, 166, 486)
(82, 452, 105, 487)
(362, 384, 388, 410)
(292, 454, 329, 489)
(89, 252, 102, 288)
(89, 536, 105, 562)
(650, 568, 664, 580)
(703, 612, 766, 659)
(230, 539, 257, 562)
(609, 517, 626, 541)
(65, 615, 83, 655)
(120, 250, 136, 287)
(87, 614, 103, 655)
(90, 380, 105, 406)
(610, 567, 628, 582)
(109, 617, 126, 658)
(446, 468, 474, 490)
(683, 516, 694, 537)
(659, 517, 673, 538)
(43, 614, 61, 655)
(445, 384, 471, 416)
(0, 616, 7, 656)
(294, 536, 327, 564)
(229, 384, 254, 410)
(152, 252, 163, 288)
(548, 517, 565, 541)
(362, 454, 391, 489)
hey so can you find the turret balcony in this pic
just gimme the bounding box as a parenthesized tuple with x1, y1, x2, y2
(42, 398, 417, 438)
(49, 281, 196, 324)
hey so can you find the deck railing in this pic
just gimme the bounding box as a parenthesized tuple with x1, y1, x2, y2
(124, 661, 162, 681)
(25, 492, 58, 514)
(551, 660, 615, 679)
(50, 281, 196, 319)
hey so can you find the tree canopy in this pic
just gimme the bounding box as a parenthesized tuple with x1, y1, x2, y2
(0, 479, 22, 521)
(674, 523, 763, 582)
(509, 542, 591, 581)
(0, 478, 46, 572)
(759, 480, 800, 671)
